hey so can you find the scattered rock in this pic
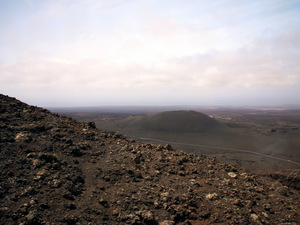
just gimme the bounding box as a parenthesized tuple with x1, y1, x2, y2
(15, 132, 32, 142)
(164, 144, 173, 151)
(228, 172, 237, 178)
(64, 214, 79, 224)
(250, 213, 259, 222)
(0, 94, 299, 225)
(205, 193, 218, 200)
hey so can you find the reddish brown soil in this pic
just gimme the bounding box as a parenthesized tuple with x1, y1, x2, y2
(0, 94, 299, 225)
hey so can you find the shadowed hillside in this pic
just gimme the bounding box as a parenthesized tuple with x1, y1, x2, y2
(96, 110, 229, 137)
(133, 111, 224, 132)
(1, 94, 300, 224)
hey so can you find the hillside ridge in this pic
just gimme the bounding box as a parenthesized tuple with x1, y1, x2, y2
(94, 110, 227, 141)
(101, 110, 224, 133)
(145, 110, 223, 132)
(0, 94, 299, 224)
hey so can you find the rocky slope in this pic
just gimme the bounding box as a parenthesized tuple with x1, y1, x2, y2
(0, 94, 299, 225)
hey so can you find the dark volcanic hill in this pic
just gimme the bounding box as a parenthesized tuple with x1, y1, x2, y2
(95, 110, 227, 139)
(0, 94, 299, 225)
(131, 111, 223, 132)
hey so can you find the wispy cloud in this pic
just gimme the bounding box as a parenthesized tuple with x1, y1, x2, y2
(0, 0, 300, 106)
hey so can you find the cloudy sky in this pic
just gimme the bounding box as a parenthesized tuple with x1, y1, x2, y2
(1, 0, 300, 107)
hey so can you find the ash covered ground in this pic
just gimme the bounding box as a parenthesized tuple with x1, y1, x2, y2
(0, 94, 299, 224)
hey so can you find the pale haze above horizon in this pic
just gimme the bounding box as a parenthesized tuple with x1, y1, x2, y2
(1, 0, 300, 107)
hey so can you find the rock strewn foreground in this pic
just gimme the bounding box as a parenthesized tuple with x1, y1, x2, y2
(0, 94, 299, 225)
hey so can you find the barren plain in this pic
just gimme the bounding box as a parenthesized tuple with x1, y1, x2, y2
(55, 106, 300, 173)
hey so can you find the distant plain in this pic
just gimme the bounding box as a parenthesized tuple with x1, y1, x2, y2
(50, 106, 300, 173)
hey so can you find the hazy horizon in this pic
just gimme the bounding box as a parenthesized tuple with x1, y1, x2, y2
(1, 0, 300, 107)
(47, 104, 300, 112)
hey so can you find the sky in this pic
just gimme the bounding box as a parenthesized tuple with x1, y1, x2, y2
(0, 0, 300, 107)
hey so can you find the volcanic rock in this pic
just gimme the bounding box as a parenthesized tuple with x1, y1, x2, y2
(0, 94, 299, 224)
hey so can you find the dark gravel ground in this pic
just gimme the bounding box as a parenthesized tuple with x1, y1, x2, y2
(0, 94, 299, 225)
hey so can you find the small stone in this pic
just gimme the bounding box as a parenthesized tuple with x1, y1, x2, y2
(112, 209, 119, 216)
(228, 172, 237, 178)
(32, 159, 43, 168)
(161, 192, 169, 197)
(36, 169, 47, 177)
(25, 211, 42, 224)
(21, 187, 38, 196)
(15, 132, 31, 142)
(205, 193, 218, 200)
(190, 179, 196, 184)
(264, 203, 271, 211)
(161, 192, 169, 202)
(233, 199, 243, 207)
(178, 171, 186, 176)
(50, 178, 62, 188)
(33, 175, 42, 181)
(87, 121, 96, 129)
(29, 199, 38, 206)
(141, 211, 155, 221)
(155, 170, 161, 175)
(26, 212, 35, 221)
(250, 213, 259, 222)
(64, 214, 79, 224)
(27, 153, 37, 158)
(165, 144, 173, 151)
(98, 198, 109, 207)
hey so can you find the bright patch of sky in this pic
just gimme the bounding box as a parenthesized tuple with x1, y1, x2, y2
(0, 0, 300, 106)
